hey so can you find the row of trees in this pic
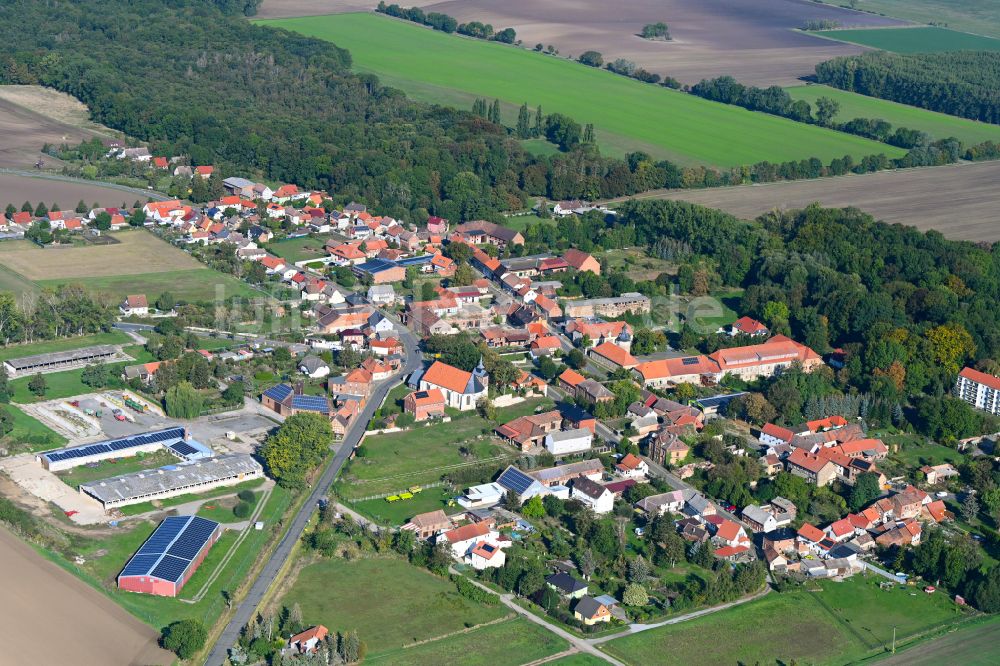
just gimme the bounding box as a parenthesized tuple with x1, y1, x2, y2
(577, 51, 680, 88)
(816, 51, 1000, 124)
(375, 3, 516, 43)
(0, 287, 115, 346)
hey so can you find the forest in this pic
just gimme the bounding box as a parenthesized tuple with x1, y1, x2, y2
(815, 51, 1000, 124)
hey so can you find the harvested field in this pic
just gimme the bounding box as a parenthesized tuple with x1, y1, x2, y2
(259, 13, 903, 165)
(0, 173, 147, 212)
(0, 84, 117, 170)
(407, 0, 902, 87)
(0, 231, 202, 280)
(817, 0, 1000, 40)
(614, 160, 1000, 242)
(0, 527, 173, 666)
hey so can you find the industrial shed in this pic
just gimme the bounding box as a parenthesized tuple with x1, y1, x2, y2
(80, 453, 263, 511)
(117, 515, 222, 597)
(38, 427, 209, 471)
(2, 344, 119, 378)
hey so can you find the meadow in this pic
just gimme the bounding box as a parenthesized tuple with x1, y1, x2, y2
(816, 26, 1000, 53)
(601, 576, 970, 665)
(281, 557, 509, 655)
(257, 13, 903, 167)
(787, 85, 1000, 146)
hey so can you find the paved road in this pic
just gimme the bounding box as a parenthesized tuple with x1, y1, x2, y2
(0, 168, 173, 201)
(203, 314, 421, 666)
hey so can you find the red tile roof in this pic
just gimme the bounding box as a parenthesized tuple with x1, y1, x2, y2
(442, 521, 491, 543)
(731, 316, 768, 335)
(422, 361, 474, 395)
(591, 341, 637, 368)
(797, 523, 825, 543)
(959, 366, 1000, 391)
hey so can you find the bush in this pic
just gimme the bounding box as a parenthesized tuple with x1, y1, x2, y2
(578, 51, 603, 68)
(237, 489, 256, 503)
(161, 619, 207, 659)
(453, 574, 500, 605)
(233, 501, 252, 519)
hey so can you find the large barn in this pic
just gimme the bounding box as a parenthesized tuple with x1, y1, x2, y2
(38, 427, 210, 471)
(2, 344, 120, 378)
(117, 515, 222, 597)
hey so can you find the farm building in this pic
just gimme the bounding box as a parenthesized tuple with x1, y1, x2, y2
(38, 427, 210, 471)
(117, 515, 222, 597)
(80, 453, 263, 511)
(2, 344, 119, 378)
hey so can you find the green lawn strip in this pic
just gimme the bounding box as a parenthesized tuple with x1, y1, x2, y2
(495, 396, 556, 422)
(38, 268, 260, 303)
(56, 449, 178, 489)
(502, 214, 555, 233)
(520, 138, 563, 157)
(787, 85, 1000, 145)
(0, 403, 67, 451)
(281, 557, 508, 656)
(197, 489, 259, 523)
(815, 26, 1000, 53)
(0, 330, 130, 361)
(256, 13, 903, 166)
(544, 654, 608, 666)
(339, 417, 510, 499)
(366, 617, 568, 665)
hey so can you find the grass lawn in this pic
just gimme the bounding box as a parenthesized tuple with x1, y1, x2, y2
(602, 575, 969, 665)
(368, 617, 567, 665)
(0, 330, 130, 362)
(256, 13, 903, 166)
(787, 85, 1000, 145)
(545, 655, 608, 666)
(56, 449, 178, 489)
(281, 557, 508, 656)
(496, 396, 556, 422)
(599, 248, 676, 283)
(685, 288, 742, 332)
(502, 213, 555, 233)
(520, 138, 563, 157)
(197, 489, 259, 523)
(882, 434, 964, 470)
(338, 417, 511, 500)
(818, 0, 1000, 39)
(815, 26, 1000, 53)
(9, 367, 121, 403)
(39, 268, 260, 303)
(195, 336, 236, 351)
(349, 486, 462, 525)
(266, 236, 329, 263)
(0, 263, 38, 295)
(0, 404, 67, 452)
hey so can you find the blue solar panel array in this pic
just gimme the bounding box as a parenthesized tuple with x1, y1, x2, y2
(119, 516, 220, 585)
(498, 466, 537, 495)
(169, 441, 199, 457)
(263, 383, 293, 403)
(44, 427, 186, 464)
(291, 394, 330, 414)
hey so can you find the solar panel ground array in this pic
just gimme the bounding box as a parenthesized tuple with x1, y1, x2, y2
(119, 515, 221, 592)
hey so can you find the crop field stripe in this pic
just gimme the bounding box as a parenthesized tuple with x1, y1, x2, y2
(786, 84, 1000, 145)
(814, 26, 1000, 53)
(256, 13, 905, 167)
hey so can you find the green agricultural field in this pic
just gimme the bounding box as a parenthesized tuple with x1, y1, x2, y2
(281, 557, 508, 656)
(257, 13, 903, 167)
(787, 85, 1000, 146)
(39, 268, 260, 303)
(336, 417, 512, 500)
(816, 26, 1000, 53)
(368, 617, 567, 665)
(0, 330, 130, 362)
(820, 1, 1000, 40)
(602, 576, 970, 665)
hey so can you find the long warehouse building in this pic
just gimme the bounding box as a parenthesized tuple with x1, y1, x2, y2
(38, 427, 211, 471)
(2, 344, 119, 378)
(118, 515, 222, 597)
(80, 453, 263, 512)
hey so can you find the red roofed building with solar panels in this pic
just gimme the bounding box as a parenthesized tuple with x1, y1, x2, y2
(117, 515, 222, 597)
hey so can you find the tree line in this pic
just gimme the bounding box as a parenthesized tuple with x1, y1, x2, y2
(815, 51, 1000, 124)
(577, 51, 682, 88)
(376, 3, 517, 43)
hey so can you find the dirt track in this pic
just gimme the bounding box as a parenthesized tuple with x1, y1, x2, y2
(611, 161, 1000, 242)
(259, 0, 906, 86)
(0, 527, 173, 666)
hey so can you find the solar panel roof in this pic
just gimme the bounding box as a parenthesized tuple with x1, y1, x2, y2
(263, 383, 293, 402)
(169, 441, 199, 457)
(43, 427, 186, 463)
(497, 466, 537, 495)
(290, 394, 330, 413)
(119, 516, 220, 585)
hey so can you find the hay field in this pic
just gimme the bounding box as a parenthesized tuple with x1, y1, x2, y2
(0, 527, 172, 666)
(258, 13, 904, 166)
(616, 160, 1000, 242)
(0, 232, 202, 280)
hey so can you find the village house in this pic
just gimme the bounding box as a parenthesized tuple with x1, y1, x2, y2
(648, 431, 690, 466)
(545, 572, 589, 599)
(120, 294, 149, 316)
(615, 453, 649, 479)
(574, 596, 612, 625)
(544, 428, 593, 456)
(571, 477, 615, 514)
(402, 510, 453, 539)
(288, 626, 329, 655)
(589, 341, 638, 371)
(563, 248, 601, 275)
(496, 410, 563, 451)
(727, 316, 769, 338)
(403, 388, 446, 421)
(437, 522, 499, 560)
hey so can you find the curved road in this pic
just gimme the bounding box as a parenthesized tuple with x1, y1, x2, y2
(203, 317, 422, 666)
